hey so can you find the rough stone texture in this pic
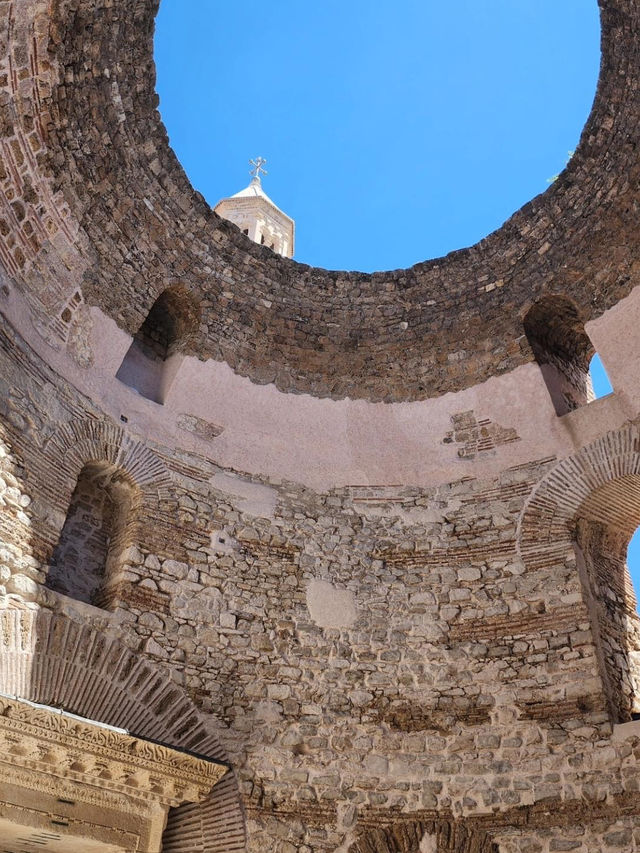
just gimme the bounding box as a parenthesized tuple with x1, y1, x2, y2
(1, 0, 640, 401)
(2, 303, 640, 849)
(2, 0, 640, 851)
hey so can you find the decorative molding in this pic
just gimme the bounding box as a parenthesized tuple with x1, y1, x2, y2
(0, 609, 247, 853)
(0, 695, 227, 808)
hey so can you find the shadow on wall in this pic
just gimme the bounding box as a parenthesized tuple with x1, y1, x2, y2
(116, 286, 200, 404)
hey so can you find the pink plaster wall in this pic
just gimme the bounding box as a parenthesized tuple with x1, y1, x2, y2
(3, 274, 640, 492)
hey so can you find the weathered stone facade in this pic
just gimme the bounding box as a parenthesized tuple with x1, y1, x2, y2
(3, 0, 640, 851)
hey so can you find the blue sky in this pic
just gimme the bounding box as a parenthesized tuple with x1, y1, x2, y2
(155, 0, 600, 272)
(155, 3, 640, 609)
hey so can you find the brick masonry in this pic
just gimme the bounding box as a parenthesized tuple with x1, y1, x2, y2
(1, 1, 640, 852)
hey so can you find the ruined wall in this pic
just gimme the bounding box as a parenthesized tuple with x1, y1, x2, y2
(3, 0, 640, 851)
(2, 307, 640, 851)
(2, 0, 640, 402)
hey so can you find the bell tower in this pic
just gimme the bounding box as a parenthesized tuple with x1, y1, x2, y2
(214, 157, 295, 258)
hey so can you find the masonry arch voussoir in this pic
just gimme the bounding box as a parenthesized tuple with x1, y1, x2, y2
(350, 819, 496, 853)
(0, 608, 247, 853)
(47, 417, 172, 499)
(517, 423, 640, 570)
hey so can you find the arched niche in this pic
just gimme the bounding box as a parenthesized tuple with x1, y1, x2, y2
(34, 418, 173, 612)
(517, 425, 640, 722)
(45, 460, 139, 609)
(116, 286, 200, 404)
(573, 477, 640, 722)
(522, 295, 600, 416)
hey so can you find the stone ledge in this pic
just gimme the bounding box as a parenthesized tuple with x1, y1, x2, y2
(611, 718, 640, 741)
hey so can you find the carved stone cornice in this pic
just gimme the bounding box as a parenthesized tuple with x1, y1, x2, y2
(0, 695, 227, 808)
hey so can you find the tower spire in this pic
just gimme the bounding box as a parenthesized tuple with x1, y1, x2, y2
(214, 159, 295, 258)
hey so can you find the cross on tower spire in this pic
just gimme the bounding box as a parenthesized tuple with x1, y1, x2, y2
(249, 156, 268, 181)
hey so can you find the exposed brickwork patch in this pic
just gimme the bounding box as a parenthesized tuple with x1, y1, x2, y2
(443, 411, 521, 458)
(177, 413, 225, 440)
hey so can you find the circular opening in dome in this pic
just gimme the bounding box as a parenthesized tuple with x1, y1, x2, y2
(155, 0, 600, 273)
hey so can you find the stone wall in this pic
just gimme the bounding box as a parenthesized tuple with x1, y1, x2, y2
(2, 0, 640, 401)
(3, 0, 640, 850)
(1, 312, 640, 850)
(46, 460, 136, 606)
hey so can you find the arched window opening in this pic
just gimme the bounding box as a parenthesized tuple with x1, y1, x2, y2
(574, 477, 640, 723)
(46, 462, 138, 609)
(589, 352, 614, 400)
(523, 295, 609, 416)
(116, 286, 199, 404)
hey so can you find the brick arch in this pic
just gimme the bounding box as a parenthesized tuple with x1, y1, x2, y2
(42, 416, 173, 557)
(0, 608, 247, 853)
(36, 418, 176, 608)
(47, 418, 172, 499)
(350, 820, 496, 853)
(517, 423, 640, 571)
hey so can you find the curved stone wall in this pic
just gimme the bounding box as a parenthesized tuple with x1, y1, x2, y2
(2, 0, 639, 401)
(4, 2, 640, 853)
